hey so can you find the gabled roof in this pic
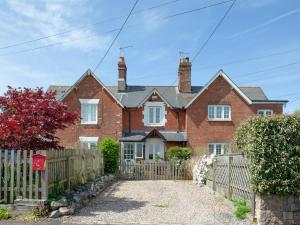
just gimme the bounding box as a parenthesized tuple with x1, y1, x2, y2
(120, 130, 187, 142)
(185, 70, 253, 108)
(49, 69, 288, 108)
(53, 69, 124, 108)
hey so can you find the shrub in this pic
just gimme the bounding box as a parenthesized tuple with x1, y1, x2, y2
(232, 198, 251, 220)
(234, 115, 300, 195)
(99, 138, 119, 174)
(167, 146, 192, 163)
(0, 208, 11, 220)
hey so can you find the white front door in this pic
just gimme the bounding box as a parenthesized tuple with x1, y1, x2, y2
(145, 138, 165, 161)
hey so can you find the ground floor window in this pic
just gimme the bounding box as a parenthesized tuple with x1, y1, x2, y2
(146, 143, 164, 160)
(123, 142, 144, 160)
(79, 136, 99, 150)
(208, 143, 226, 155)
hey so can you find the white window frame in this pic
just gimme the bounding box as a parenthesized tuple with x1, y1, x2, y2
(208, 143, 225, 155)
(79, 99, 99, 125)
(122, 142, 144, 160)
(257, 109, 273, 116)
(208, 105, 231, 121)
(143, 102, 166, 126)
(79, 136, 99, 150)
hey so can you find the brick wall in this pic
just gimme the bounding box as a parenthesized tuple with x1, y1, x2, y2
(256, 195, 300, 225)
(56, 74, 123, 148)
(186, 76, 283, 153)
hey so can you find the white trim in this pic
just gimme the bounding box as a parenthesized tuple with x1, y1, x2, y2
(252, 101, 287, 104)
(79, 99, 100, 104)
(121, 142, 144, 160)
(185, 70, 252, 108)
(59, 69, 124, 108)
(257, 109, 273, 116)
(79, 136, 99, 142)
(144, 102, 166, 126)
(208, 105, 231, 121)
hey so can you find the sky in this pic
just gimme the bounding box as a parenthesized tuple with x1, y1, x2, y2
(0, 0, 299, 113)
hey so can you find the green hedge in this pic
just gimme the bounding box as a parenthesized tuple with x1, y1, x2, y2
(234, 115, 300, 195)
(99, 138, 119, 174)
(167, 146, 192, 163)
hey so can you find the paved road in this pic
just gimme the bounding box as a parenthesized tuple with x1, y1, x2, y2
(1, 180, 253, 225)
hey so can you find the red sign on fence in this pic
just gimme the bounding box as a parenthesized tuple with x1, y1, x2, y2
(32, 154, 47, 171)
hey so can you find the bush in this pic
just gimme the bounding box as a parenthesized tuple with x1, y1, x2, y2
(232, 198, 251, 220)
(99, 138, 119, 174)
(0, 208, 11, 220)
(167, 146, 192, 163)
(234, 115, 300, 195)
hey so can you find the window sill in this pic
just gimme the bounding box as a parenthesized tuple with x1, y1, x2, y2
(208, 119, 232, 122)
(81, 122, 98, 125)
(144, 123, 165, 127)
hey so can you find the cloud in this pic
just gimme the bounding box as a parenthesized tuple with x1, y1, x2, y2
(1, 0, 111, 52)
(229, 7, 300, 39)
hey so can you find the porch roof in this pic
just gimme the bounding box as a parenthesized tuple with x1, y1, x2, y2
(120, 130, 187, 142)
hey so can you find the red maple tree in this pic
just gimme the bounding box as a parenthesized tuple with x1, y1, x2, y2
(0, 87, 79, 150)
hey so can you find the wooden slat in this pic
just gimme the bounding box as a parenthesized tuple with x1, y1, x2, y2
(29, 150, 33, 199)
(10, 150, 15, 203)
(22, 150, 27, 199)
(16, 150, 21, 198)
(0, 150, 2, 202)
(4, 150, 8, 203)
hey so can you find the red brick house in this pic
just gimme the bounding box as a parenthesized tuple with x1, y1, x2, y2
(48, 57, 287, 161)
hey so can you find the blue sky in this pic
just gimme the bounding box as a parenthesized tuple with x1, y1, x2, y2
(0, 0, 299, 112)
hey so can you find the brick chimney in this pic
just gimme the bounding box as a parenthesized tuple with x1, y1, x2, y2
(118, 56, 127, 92)
(178, 57, 191, 93)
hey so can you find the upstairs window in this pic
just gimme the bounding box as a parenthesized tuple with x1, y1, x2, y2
(208, 105, 231, 121)
(257, 109, 273, 117)
(144, 102, 166, 126)
(79, 99, 99, 124)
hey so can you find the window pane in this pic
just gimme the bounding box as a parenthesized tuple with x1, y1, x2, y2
(148, 144, 154, 160)
(208, 106, 214, 119)
(224, 106, 230, 119)
(258, 111, 264, 116)
(89, 142, 97, 150)
(124, 143, 134, 159)
(266, 110, 272, 116)
(149, 107, 154, 123)
(216, 106, 222, 118)
(208, 144, 214, 154)
(155, 107, 161, 123)
(82, 104, 89, 122)
(136, 143, 143, 158)
(216, 144, 222, 155)
(90, 104, 97, 122)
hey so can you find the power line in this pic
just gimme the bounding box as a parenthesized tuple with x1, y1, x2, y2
(197, 48, 300, 70)
(0, 0, 182, 50)
(192, 0, 236, 62)
(93, 0, 140, 72)
(0, 1, 233, 57)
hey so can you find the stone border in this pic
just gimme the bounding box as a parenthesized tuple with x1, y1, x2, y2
(49, 174, 115, 218)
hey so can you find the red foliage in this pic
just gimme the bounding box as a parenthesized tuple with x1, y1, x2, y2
(0, 87, 79, 150)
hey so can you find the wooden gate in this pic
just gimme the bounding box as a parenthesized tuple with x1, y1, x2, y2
(120, 161, 188, 180)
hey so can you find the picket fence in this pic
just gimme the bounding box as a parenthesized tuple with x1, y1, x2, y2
(206, 154, 254, 204)
(120, 160, 188, 180)
(0, 149, 104, 204)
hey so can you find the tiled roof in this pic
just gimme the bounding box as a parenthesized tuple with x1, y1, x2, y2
(120, 131, 187, 142)
(48, 84, 271, 108)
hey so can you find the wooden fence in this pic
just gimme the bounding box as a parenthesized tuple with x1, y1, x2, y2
(0, 149, 104, 204)
(120, 160, 188, 180)
(206, 154, 254, 204)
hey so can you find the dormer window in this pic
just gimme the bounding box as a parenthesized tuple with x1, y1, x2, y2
(79, 99, 99, 124)
(144, 102, 166, 126)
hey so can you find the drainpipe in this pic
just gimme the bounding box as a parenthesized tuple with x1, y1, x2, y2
(129, 110, 131, 133)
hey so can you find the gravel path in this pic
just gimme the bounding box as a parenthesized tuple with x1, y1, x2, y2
(1, 180, 253, 225)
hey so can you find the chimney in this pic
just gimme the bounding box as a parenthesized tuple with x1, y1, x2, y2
(118, 56, 127, 92)
(178, 57, 191, 93)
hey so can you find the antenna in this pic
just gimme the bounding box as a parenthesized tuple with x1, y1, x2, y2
(120, 45, 133, 56)
(179, 51, 190, 58)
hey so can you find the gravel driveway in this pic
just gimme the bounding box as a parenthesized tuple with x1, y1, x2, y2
(1, 180, 253, 225)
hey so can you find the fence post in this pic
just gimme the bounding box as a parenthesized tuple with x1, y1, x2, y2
(228, 156, 232, 200)
(41, 150, 48, 200)
(212, 158, 216, 192)
(66, 155, 71, 192)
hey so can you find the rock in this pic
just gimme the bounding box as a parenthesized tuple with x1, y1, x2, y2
(49, 210, 60, 218)
(59, 207, 75, 216)
(72, 194, 82, 203)
(51, 198, 69, 210)
(109, 174, 115, 181)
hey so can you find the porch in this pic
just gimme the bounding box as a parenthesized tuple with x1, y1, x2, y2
(119, 129, 187, 162)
